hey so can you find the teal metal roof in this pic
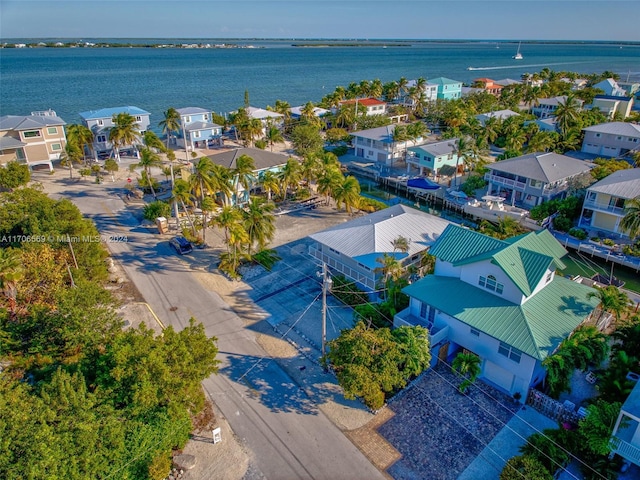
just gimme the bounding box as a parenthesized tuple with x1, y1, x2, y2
(431, 226, 569, 296)
(403, 275, 599, 360)
(428, 225, 505, 264)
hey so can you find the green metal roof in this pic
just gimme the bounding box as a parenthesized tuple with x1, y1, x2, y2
(403, 275, 599, 360)
(430, 226, 569, 296)
(428, 225, 505, 264)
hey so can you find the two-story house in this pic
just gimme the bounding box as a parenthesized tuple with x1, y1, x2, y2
(0, 110, 67, 171)
(531, 96, 584, 119)
(472, 78, 503, 97)
(338, 98, 387, 116)
(351, 124, 425, 165)
(578, 168, 640, 238)
(79, 106, 151, 159)
(581, 122, 640, 158)
(485, 152, 593, 207)
(176, 107, 223, 151)
(589, 95, 635, 120)
(402, 80, 439, 105)
(429, 77, 463, 100)
(394, 225, 599, 399)
(406, 139, 459, 178)
(309, 204, 452, 292)
(593, 78, 627, 97)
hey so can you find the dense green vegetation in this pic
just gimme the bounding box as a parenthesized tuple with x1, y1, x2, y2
(0, 188, 219, 479)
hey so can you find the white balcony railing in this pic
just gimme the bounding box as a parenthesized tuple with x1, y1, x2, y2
(583, 198, 626, 216)
(611, 437, 640, 465)
(393, 309, 449, 345)
(485, 173, 526, 190)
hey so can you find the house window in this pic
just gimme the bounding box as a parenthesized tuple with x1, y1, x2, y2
(329, 247, 340, 255)
(479, 275, 504, 294)
(594, 133, 601, 138)
(470, 328, 480, 337)
(185, 116, 191, 123)
(47, 127, 58, 134)
(498, 342, 522, 363)
(529, 179, 543, 188)
(51, 143, 62, 151)
(193, 131, 201, 138)
(546, 272, 553, 283)
(23, 130, 41, 138)
(97, 135, 106, 143)
(136, 116, 142, 122)
(420, 302, 427, 318)
(204, 114, 209, 121)
(616, 136, 622, 140)
(97, 119, 104, 126)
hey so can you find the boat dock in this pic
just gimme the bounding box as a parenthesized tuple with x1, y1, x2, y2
(551, 230, 640, 272)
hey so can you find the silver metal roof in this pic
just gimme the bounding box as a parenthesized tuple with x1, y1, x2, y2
(208, 147, 289, 171)
(587, 168, 640, 199)
(309, 204, 453, 267)
(0, 114, 66, 131)
(176, 107, 211, 115)
(408, 139, 458, 157)
(583, 122, 640, 137)
(488, 152, 592, 183)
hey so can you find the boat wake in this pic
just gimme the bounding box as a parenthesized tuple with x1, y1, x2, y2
(466, 60, 598, 72)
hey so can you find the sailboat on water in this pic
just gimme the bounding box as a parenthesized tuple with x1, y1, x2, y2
(513, 42, 523, 60)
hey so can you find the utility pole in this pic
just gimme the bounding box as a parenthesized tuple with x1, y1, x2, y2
(321, 262, 332, 358)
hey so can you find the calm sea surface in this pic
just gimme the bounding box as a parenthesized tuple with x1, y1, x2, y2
(1, 40, 639, 129)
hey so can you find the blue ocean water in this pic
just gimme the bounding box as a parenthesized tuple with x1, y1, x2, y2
(1, 40, 639, 129)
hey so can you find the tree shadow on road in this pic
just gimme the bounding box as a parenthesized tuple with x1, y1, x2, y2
(220, 353, 332, 415)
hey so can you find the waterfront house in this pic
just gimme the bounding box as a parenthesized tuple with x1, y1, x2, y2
(207, 147, 290, 205)
(289, 105, 329, 120)
(610, 379, 640, 468)
(472, 78, 503, 97)
(484, 152, 593, 207)
(176, 107, 223, 150)
(531, 96, 584, 119)
(79, 106, 150, 159)
(588, 95, 635, 120)
(494, 78, 523, 87)
(308, 204, 452, 292)
(578, 168, 640, 239)
(429, 77, 462, 100)
(338, 98, 387, 116)
(394, 224, 599, 399)
(406, 138, 459, 178)
(475, 109, 520, 126)
(401, 80, 439, 105)
(593, 78, 627, 97)
(581, 122, 640, 158)
(351, 124, 425, 165)
(0, 110, 66, 171)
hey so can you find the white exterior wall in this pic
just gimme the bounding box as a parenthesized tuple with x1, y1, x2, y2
(458, 259, 526, 305)
(526, 269, 555, 300)
(433, 259, 461, 277)
(438, 310, 536, 397)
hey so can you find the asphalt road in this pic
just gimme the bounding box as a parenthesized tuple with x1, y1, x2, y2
(46, 174, 384, 480)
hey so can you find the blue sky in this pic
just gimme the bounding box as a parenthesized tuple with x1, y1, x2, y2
(1, 1, 639, 41)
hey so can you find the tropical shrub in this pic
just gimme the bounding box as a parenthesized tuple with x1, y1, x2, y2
(568, 227, 587, 240)
(0, 161, 30, 189)
(460, 175, 487, 197)
(500, 455, 553, 480)
(143, 200, 171, 222)
(553, 215, 573, 232)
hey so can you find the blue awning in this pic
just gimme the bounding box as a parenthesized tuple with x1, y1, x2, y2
(407, 177, 441, 190)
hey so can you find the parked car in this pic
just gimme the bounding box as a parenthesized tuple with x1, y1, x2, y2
(169, 236, 193, 255)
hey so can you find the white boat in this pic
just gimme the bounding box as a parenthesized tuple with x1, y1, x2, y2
(513, 42, 523, 60)
(463, 195, 529, 222)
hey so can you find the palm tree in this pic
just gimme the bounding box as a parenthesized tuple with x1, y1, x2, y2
(370, 78, 383, 99)
(143, 130, 165, 152)
(453, 137, 474, 187)
(333, 175, 361, 214)
(171, 179, 197, 237)
(59, 141, 84, 179)
(233, 154, 256, 205)
(109, 112, 140, 162)
(0, 247, 24, 315)
(300, 101, 322, 128)
(391, 236, 411, 254)
(242, 118, 264, 147)
(526, 131, 558, 153)
(243, 197, 276, 255)
(264, 125, 285, 152)
(278, 158, 302, 199)
(200, 196, 217, 246)
(621, 196, 640, 240)
(159, 107, 181, 149)
(317, 165, 343, 205)
(406, 122, 427, 147)
(588, 285, 632, 326)
(210, 163, 233, 206)
(452, 352, 481, 393)
(66, 124, 95, 164)
(259, 170, 280, 202)
(135, 147, 163, 199)
(301, 154, 321, 191)
(555, 93, 582, 138)
(375, 253, 404, 297)
(189, 156, 216, 204)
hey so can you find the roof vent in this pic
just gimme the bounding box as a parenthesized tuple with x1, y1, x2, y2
(552, 163, 556, 167)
